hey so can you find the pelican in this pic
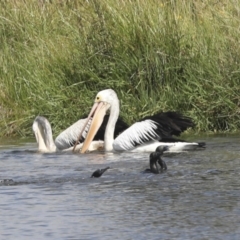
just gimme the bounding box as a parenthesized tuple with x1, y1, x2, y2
(80, 89, 206, 153)
(32, 114, 128, 153)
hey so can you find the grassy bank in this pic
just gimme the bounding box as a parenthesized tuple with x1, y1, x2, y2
(0, 0, 240, 138)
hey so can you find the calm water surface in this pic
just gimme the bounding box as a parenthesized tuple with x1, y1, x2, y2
(0, 135, 240, 240)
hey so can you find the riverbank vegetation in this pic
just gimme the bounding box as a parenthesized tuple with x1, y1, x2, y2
(0, 0, 240, 137)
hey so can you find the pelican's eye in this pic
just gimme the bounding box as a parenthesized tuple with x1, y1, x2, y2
(96, 96, 100, 101)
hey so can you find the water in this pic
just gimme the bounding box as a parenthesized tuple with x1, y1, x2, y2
(0, 135, 240, 240)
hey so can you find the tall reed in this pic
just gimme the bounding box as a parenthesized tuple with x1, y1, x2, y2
(0, 0, 239, 137)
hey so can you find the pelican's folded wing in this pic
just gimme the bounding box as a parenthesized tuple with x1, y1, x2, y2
(55, 118, 91, 150)
(113, 120, 160, 151)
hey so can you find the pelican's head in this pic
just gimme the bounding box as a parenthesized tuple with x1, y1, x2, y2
(80, 89, 120, 153)
(94, 89, 118, 109)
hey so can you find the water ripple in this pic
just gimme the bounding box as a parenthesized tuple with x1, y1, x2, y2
(0, 137, 240, 239)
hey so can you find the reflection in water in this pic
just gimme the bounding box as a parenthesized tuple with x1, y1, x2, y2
(0, 135, 240, 239)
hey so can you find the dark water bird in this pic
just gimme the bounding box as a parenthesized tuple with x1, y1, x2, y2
(91, 167, 110, 178)
(144, 146, 169, 174)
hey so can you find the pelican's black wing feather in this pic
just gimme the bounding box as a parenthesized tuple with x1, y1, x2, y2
(140, 111, 195, 138)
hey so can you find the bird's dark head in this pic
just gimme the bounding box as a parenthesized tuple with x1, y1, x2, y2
(91, 166, 110, 178)
(155, 145, 169, 153)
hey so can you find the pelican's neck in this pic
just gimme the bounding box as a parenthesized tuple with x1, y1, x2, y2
(43, 125, 57, 152)
(104, 100, 120, 151)
(33, 117, 57, 153)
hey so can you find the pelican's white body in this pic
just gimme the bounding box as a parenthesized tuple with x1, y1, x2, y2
(81, 89, 205, 153)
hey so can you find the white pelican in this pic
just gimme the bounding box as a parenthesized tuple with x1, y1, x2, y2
(80, 89, 206, 153)
(32, 114, 128, 153)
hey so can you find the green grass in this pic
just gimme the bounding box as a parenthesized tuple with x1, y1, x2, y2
(0, 0, 240, 138)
